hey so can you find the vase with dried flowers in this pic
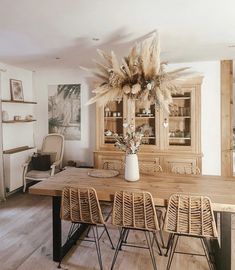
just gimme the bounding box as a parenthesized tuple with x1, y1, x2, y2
(114, 123, 143, 181)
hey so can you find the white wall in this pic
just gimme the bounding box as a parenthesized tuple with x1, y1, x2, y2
(169, 61, 221, 175)
(0, 63, 35, 150)
(34, 61, 221, 174)
(33, 69, 95, 166)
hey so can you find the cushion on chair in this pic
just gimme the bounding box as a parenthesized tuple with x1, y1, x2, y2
(26, 170, 52, 180)
(41, 152, 57, 164)
(31, 154, 51, 171)
(26, 168, 61, 180)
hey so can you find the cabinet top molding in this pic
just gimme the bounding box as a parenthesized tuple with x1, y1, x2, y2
(1, 100, 37, 104)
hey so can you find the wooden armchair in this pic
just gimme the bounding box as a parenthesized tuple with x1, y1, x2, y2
(23, 134, 64, 192)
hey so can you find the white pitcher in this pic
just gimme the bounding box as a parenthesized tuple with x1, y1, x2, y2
(124, 154, 140, 181)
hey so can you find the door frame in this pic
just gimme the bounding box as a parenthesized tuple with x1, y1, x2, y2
(0, 71, 6, 200)
(221, 60, 233, 177)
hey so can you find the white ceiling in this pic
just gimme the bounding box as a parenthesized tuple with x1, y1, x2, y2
(0, 0, 235, 70)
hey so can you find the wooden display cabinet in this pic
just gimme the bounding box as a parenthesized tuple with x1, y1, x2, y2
(94, 77, 203, 173)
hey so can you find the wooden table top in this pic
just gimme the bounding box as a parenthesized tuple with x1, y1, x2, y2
(29, 167, 235, 213)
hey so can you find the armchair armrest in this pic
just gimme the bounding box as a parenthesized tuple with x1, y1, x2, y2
(22, 162, 30, 180)
(51, 160, 61, 167)
(22, 162, 30, 168)
(50, 160, 62, 176)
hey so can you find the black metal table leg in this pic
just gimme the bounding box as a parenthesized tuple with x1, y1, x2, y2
(211, 212, 232, 270)
(52, 196, 88, 262)
(53, 196, 62, 262)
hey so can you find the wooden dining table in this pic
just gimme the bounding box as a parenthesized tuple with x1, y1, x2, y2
(29, 167, 235, 270)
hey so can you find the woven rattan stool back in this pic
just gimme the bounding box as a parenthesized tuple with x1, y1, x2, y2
(164, 194, 218, 238)
(112, 191, 160, 231)
(139, 163, 163, 174)
(171, 165, 200, 175)
(103, 161, 124, 173)
(61, 187, 104, 225)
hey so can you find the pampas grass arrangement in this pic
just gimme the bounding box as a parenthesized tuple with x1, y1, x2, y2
(87, 32, 191, 112)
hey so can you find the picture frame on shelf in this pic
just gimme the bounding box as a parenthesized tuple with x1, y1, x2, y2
(10, 79, 24, 101)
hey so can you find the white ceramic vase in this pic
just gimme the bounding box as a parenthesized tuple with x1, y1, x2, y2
(124, 154, 140, 181)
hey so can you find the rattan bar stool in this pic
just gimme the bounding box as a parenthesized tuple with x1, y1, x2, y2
(139, 163, 163, 174)
(102, 161, 125, 222)
(163, 194, 218, 270)
(171, 165, 201, 175)
(59, 186, 115, 270)
(111, 190, 162, 270)
(103, 161, 125, 173)
(138, 162, 165, 248)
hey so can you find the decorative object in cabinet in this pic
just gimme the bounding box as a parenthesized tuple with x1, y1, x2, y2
(103, 100, 123, 145)
(165, 87, 198, 150)
(135, 101, 156, 145)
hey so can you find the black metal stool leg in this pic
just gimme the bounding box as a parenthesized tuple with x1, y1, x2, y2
(85, 225, 91, 237)
(103, 224, 115, 249)
(165, 233, 174, 256)
(92, 225, 103, 270)
(110, 228, 127, 270)
(166, 235, 179, 270)
(153, 232, 162, 255)
(201, 238, 214, 270)
(119, 229, 129, 250)
(145, 231, 158, 270)
(159, 229, 165, 248)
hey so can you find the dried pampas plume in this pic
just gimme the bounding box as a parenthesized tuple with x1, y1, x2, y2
(86, 32, 192, 112)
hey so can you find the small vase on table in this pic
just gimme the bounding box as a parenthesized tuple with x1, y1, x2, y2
(124, 153, 140, 181)
(113, 123, 143, 182)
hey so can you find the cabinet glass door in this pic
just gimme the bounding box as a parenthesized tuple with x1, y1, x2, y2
(135, 101, 156, 145)
(103, 100, 123, 144)
(168, 92, 191, 147)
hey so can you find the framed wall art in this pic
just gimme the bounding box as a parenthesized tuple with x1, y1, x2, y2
(48, 84, 81, 140)
(10, 79, 24, 101)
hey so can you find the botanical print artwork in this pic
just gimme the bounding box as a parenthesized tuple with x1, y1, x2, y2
(48, 84, 81, 140)
(10, 79, 24, 101)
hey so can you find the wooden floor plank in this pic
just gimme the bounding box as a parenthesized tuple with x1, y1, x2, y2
(0, 193, 234, 270)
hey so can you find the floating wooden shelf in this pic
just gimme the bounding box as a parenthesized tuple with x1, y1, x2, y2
(3, 146, 35, 154)
(172, 96, 190, 100)
(1, 100, 37, 104)
(169, 137, 191, 140)
(2, 119, 36, 123)
(169, 116, 191, 119)
(104, 117, 123, 119)
(136, 116, 155, 119)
